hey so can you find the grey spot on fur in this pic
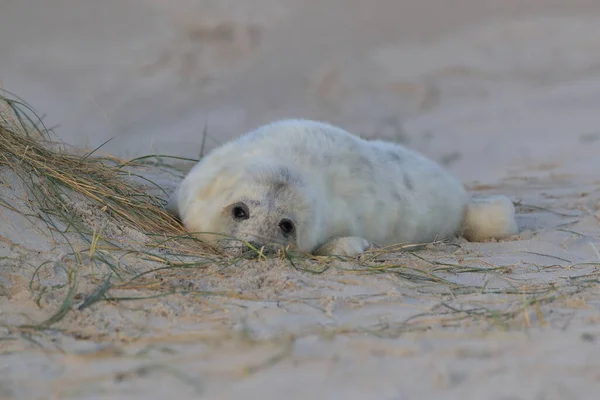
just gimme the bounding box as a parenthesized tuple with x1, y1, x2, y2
(373, 147, 402, 164)
(271, 182, 288, 194)
(275, 166, 305, 188)
(265, 184, 290, 210)
(403, 174, 414, 190)
(392, 187, 403, 202)
(388, 150, 402, 162)
(251, 166, 305, 196)
(277, 167, 296, 184)
(350, 155, 375, 178)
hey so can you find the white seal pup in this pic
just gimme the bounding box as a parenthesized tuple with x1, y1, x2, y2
(168, 119, 518, 256)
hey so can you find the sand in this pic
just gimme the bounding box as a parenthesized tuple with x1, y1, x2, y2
(2, 1, 600, 399)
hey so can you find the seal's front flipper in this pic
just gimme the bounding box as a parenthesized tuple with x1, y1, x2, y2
(313, 236, 370, 257)
(461, 195, 518, 242)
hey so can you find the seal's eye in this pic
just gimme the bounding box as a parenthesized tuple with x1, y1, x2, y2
(231, 203, 250, 221)
(278, 219, 295, 236)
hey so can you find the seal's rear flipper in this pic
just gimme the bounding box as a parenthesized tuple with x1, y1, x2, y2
(461, 195, 518, 242)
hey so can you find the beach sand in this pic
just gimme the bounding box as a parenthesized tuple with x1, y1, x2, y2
(2, 1, 600, 399)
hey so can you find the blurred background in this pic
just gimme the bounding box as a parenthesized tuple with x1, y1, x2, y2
(2, 0, 600, 183)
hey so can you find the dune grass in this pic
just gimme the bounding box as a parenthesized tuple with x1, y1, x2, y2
(0, 91, 184, 235)
(0, 90, 222, 328)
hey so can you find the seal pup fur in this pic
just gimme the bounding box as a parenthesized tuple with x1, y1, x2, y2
(168, 119, 518, 256)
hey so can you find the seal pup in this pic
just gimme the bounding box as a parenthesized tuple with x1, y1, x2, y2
(168, 119, 518, 256)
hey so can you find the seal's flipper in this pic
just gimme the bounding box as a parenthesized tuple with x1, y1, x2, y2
(461, 195, 518, 242)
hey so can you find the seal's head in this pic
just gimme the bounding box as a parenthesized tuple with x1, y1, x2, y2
(174, 160, 322, 256)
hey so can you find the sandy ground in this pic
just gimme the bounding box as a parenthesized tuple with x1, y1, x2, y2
(2, 1, 600, 399)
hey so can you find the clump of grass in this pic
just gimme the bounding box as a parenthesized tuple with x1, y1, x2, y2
(0, 91, 184, 236)
(0, 90, 225, 327)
